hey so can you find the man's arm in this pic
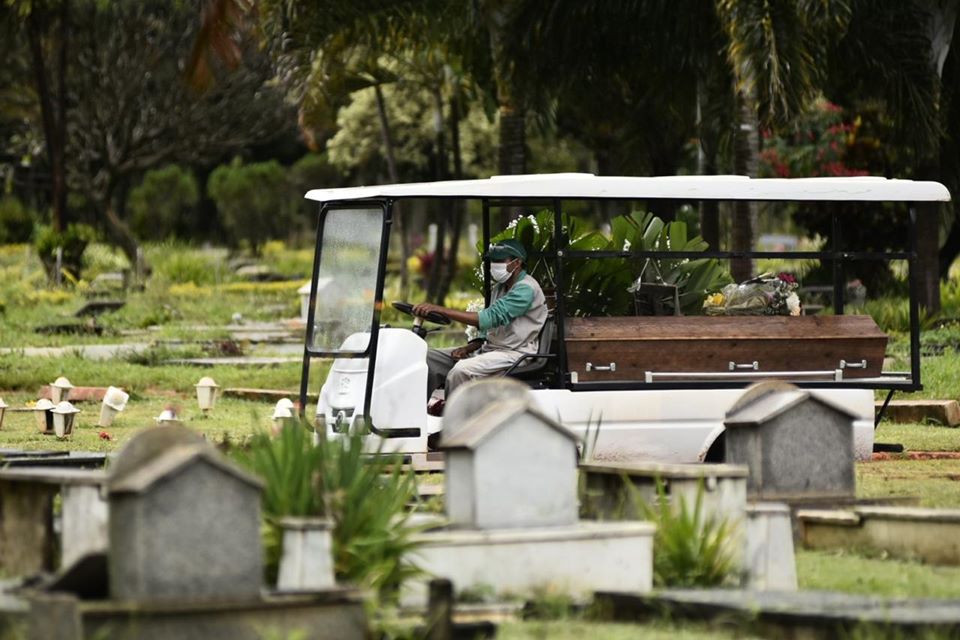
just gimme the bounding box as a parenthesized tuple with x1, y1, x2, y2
(411, 303, 479, 327)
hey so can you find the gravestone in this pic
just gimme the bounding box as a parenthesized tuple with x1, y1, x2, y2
(441, 391, 579, 529)
(443, 378, 531, 441)
(724, 381, 857, 500)
(107, 426, 263, 601)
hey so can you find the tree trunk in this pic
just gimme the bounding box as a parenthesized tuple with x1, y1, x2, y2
(497, 103, 526, 229)
(27, 4, 69, 232)
(55, 0, 69, 230)
(731, 92, 758, 282)
(436, 90, 465, 304)
(374, 83, 410, 296)
(697, 78, 720, 251)
(102, 191, 142, 270)
(426, 87, 447, 301)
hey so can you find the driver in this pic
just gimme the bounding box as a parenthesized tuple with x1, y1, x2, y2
(413, 239, 548, 414)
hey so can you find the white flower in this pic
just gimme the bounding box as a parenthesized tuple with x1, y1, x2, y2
(787, 292, 801, 316)
(622, 239, 631, 251)
(465, 298, 485, 341)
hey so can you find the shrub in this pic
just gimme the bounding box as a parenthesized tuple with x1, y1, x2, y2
(149, 243, 223, 285)
(34, 223, 98, 282)
(636, 479, 736, 588)
(0, 196, 36, 243)
(127, 165, 200, 241)
(233, 422, 422, 599)
(208, 158, 294, 254)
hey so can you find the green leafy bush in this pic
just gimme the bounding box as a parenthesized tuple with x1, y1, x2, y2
(233, 423, 422, 598)
(487, 209, 731, 316)
(208, 158, 294, 254)
(637, 479, 736, 588)
(127, 165, 200, 241)
(34, 223, 98, 282)
(0, 196, 36, 243)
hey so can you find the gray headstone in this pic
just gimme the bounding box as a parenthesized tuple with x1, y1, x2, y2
(107, 428, 264, 601)
(724, 381, 857, 500)
(443, 377, 531, 440)
(108, 424, 208, 481)
(442, 384, 579, 530)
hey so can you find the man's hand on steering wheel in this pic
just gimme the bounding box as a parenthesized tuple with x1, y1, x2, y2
(412, 302, 446, 318)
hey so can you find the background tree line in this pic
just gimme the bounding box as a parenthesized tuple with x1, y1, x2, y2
(1, 0, 958, 310)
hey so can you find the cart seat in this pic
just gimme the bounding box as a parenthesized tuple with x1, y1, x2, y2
(503, 316, 556, 383)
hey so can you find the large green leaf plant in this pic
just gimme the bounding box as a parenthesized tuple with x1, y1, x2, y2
(486, 209, 731, 316)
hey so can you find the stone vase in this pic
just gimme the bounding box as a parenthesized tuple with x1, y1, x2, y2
(276, 517, 335, 591)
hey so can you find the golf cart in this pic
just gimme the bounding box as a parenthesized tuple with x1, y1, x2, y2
(298, 174, 950, 463)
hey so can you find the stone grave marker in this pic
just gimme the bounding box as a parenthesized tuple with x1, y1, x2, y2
(442, 377, 531, 441)
(107, 426, 264, 601)
(724, 381, 857, 500)
(441, 392, 579, 529)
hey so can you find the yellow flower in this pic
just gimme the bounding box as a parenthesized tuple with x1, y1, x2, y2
(704, 292, 725, 308)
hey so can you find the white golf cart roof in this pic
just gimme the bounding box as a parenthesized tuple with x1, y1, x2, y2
(306, 173, 951, 203)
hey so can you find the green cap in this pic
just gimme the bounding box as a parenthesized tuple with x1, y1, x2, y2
(487, 239, 527, 261)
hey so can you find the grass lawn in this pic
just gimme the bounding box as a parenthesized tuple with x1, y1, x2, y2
(875, 422, 960, 452)
(797, 549, 960, 599)
(858, 421, 960, 507)
(495, 619, 757, 640)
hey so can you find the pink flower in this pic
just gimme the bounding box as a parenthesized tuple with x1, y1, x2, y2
(99, 431, 113, 441)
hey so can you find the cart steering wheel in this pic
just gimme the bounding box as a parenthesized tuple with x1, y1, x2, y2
(391, 301, 452, 331)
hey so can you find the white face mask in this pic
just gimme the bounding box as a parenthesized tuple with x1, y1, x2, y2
(490, 262, 514, 283)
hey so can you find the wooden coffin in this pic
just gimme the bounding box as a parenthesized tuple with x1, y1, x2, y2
(564, 315, 888, 382)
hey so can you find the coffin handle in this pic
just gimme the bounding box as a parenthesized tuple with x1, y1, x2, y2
(839, 359, 867, 369)
(728, 361, 759, 371)
(586, 362, 617, 372)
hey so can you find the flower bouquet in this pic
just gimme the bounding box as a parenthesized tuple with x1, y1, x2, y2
(703, 273, 801, 316)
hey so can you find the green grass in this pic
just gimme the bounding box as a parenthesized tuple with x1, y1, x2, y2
(495, 620, 756, 640)
(856, 458, 960, 508)
(874, 422, 960, 452)
(0, 353, 311, 396)
(797, 549, 960, 599)
(0, 393, 290, 452)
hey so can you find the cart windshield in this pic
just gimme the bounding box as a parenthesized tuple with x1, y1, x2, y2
(309, 207, 384, 353)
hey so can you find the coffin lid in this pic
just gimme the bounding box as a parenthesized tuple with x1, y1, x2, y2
(441, 397, 579, 450)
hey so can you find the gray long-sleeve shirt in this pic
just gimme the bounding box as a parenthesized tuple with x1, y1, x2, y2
(478, 270, 548, 354)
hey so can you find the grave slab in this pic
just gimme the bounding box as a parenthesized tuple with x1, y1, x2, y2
(407, 521, 655, 606)
(0, 468, 106, 575)
(799, 506, 960, 565)
(876, 399, 960, 427)
(223, 387, 317, 403)
(595, 589, 960, 637)
(28, 590, 369, 640)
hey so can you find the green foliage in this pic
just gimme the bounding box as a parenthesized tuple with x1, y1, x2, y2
(233, 423, 422, 598)
(33, 223, 98, 281)
(148, 243, 224, 286)
(759, 100, 912, 295)
(0, 196, 35, 243)
(80, 243, 130, 281)
(127, 165, 200, 241)
(489, 210, 730, 316)
(208, 158, 294, 254)
(290, 153, 343, 196)
(636, 479, 736, 588)
(858, 298, 938, 334)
